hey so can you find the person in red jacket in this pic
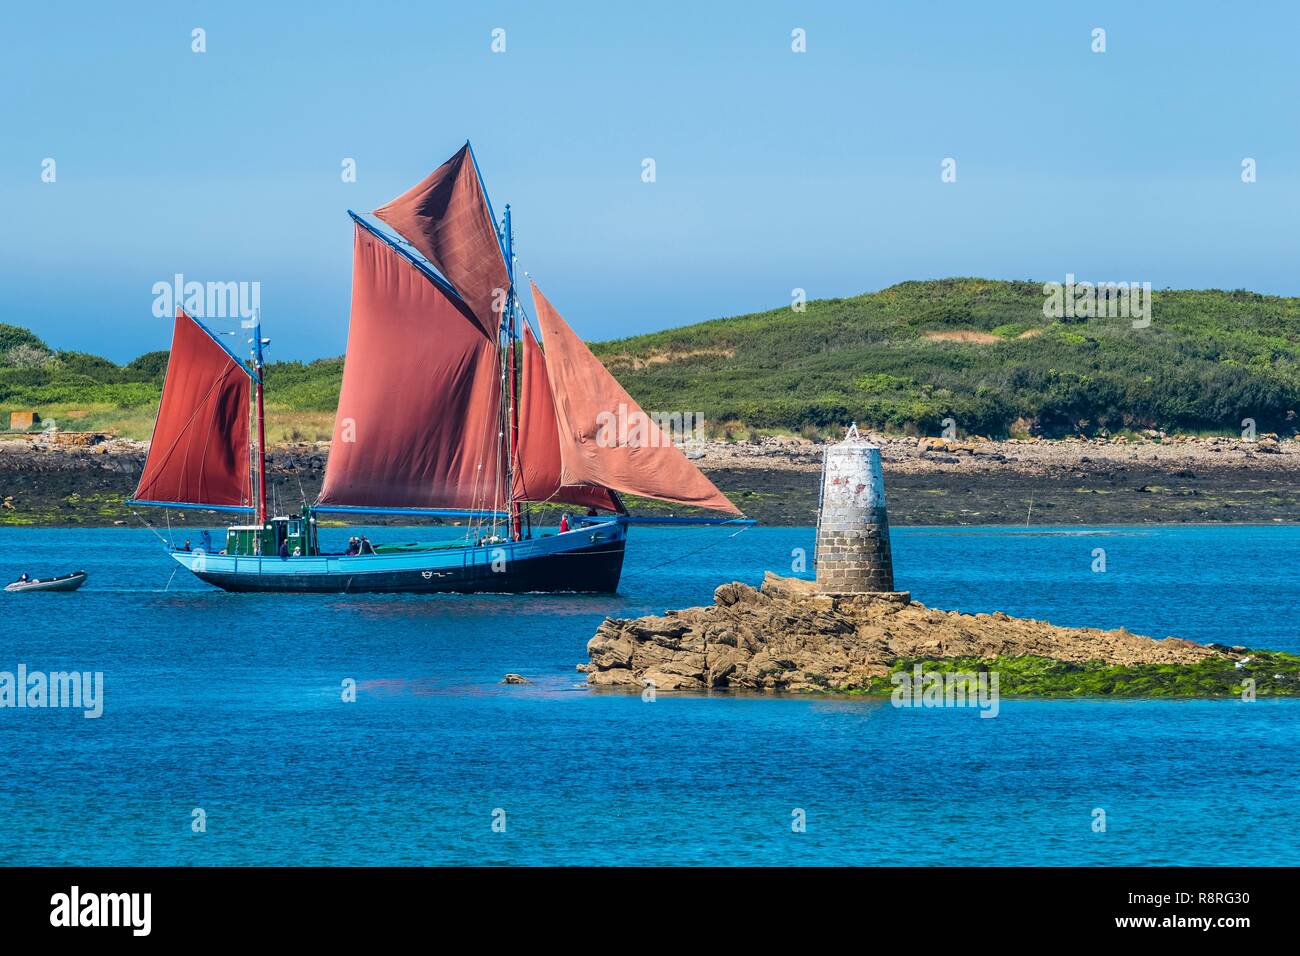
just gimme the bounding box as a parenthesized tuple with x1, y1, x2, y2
(559, 514, 570, 534)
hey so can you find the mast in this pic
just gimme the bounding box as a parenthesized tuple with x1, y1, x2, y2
(250, 309, 268, 527)
(503, 204, 522, 540)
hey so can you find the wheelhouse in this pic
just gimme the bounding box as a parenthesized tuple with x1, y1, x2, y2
(225, 505, 320, 557)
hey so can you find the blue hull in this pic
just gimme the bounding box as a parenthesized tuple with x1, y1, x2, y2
(171, 521, 627, 594)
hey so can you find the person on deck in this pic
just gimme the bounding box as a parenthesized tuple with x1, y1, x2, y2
(346, 537, 360, 556)
(559, 514, 570, 534)
(200, 530, 212, 552)
(359, 536, 376, 555)
(16, 573, 29, 583)
(278, 539, 289, 560)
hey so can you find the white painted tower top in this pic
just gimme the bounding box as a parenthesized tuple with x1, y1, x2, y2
(822, 424, 886, 511)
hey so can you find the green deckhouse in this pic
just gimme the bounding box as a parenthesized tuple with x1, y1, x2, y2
(225, 505, 320, 558)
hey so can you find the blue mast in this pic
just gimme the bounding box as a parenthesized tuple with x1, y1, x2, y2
(250, 308, 268, 527)
(501, 202, 521, 539)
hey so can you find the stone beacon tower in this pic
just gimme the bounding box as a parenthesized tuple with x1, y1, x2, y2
(815, 424, 897, 594)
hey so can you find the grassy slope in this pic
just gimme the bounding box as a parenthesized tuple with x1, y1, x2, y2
(591, 279, 1300, 437)
(4, 278, 1300, 439)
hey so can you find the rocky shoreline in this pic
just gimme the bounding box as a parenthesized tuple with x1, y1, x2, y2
(582, 572, 1300, 697)
(1, 431, 1298, 527)
(701, 431, 1300, 525)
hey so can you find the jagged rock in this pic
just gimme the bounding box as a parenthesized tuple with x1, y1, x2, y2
(588, 668, 642, 688)
(714, 581, 766, 607)
(582, 574, 1224, 693)
(587, 624, 637, 669)
(640, 669, 703, 691)
(500, 673, 531, 684)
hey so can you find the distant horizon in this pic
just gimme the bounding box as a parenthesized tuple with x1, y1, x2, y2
(7, 1, 1299, 362)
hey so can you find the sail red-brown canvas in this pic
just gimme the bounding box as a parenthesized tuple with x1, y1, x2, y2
(512, 326, 618, 512)
(318, 225, 504, 510)
(372, 143, 509, 338)
(529, 280, 740, 515)
(133, 310, 251, 507)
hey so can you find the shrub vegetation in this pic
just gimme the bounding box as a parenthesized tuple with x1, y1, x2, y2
(4, 279, 1299, 439)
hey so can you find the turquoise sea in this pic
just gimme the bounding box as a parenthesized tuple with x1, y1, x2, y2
(0, 524, 1296, 865)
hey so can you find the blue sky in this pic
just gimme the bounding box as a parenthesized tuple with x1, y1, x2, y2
(3, 1, 1298, 361)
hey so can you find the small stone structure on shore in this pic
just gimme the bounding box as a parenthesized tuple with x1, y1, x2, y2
(8, 411, 39, 431)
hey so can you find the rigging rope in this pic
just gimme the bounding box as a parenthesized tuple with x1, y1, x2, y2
(130, 509, 172, 548)
(617, 523, 752, 582)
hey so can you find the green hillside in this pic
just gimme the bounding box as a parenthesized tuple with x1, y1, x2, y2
(591, 279, 1300, 437)
(3, 278, 1299, 439)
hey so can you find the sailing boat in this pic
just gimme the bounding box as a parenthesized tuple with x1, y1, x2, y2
(128, 143, 747, 593)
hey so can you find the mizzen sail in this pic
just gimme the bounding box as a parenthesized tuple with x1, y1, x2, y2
(316, 224, 504, 511)
(372, 143, 510, 336)
(132, 310, 252, 508)
(528, 281, 740, 515)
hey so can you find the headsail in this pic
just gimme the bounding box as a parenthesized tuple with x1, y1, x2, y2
(512, 326, 619, 512)
(316, 223, 504, 511)
(528, 281, 741, 515)
(131, 310, 252, 508)
(372, 143, 510, 336)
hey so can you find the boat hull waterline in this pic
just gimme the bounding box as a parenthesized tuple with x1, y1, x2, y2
(172, 522, 627, 594)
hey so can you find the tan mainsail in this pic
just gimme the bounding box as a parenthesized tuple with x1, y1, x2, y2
(528, 280, 740, 515)
(317, 225, 503, 511)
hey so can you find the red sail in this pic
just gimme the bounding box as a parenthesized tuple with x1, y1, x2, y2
(318, 225, 503, 511)
(512, 326, 618, 512)
(373, 143, 509, 338)
(529, 281, 741, 515)
(133, 310, 251, 507)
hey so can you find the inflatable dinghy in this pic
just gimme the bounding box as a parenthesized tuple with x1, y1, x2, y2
(4, 571, 87, 593)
